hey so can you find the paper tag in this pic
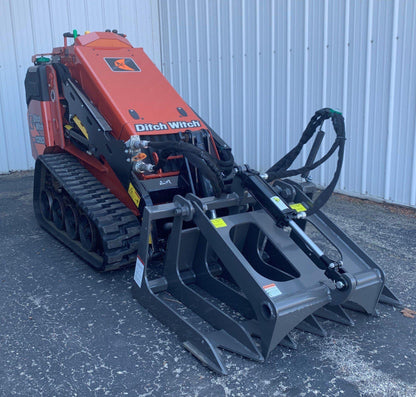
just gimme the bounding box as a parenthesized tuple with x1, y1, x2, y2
(263, 283, 281, 298)
(134, 256, 145, 287)
(270, 196, 288, 211)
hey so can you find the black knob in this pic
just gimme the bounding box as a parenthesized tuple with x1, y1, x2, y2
(129, 109, 140, 120)
(177, 107, 187, 117)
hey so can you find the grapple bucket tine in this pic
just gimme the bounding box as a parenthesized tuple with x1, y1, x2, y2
(315, 305, 355, 326)
(279, 334, 297, 350)
(132, 278, 228, 375)
(379, 285, 402, 308)
(183, 340, 227, 375)
(296, 314, 327, 337)
(208, 330, 264, 362)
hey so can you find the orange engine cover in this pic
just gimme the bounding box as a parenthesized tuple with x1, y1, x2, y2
(55, 32, 207, 142)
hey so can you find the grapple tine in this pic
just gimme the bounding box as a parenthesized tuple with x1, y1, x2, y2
(208, 330, 264, 362)
(183, 340, 227, 375)
(296, 314, 327, 337)
(379, 285, 402, 308)
(279, 334, 297, 349)
(132, 279, 228, 375)
(315, 305, 355, 326)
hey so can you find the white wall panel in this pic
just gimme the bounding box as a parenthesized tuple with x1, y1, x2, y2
(2, 0, 416, 208)
(0, 0, 160, 173)
(159, 0, 416, 208)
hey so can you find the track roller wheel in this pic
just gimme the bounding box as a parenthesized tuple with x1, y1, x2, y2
(79, 214, 98, 251)
(51, 195, 65, 230)
(64, 205, 79, 240)
(40, 190, 53, 221)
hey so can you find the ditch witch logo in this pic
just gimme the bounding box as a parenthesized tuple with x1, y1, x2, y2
(135, 120, 201, 132)
(105, 57, 141, 72)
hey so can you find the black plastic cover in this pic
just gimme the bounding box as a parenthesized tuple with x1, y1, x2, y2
(24, 65, 49, 105)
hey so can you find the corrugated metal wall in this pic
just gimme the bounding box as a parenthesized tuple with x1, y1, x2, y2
(0, 0, 160, 173)
(159, 0, 416, 208)
(2, 0, 416, 208)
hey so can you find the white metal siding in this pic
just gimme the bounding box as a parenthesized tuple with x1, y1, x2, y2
(2, 0, 416, 208)
(159, 0, 416, 208)
(0, 0, 160, 173)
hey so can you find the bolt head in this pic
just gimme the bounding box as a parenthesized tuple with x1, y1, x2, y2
(296, 211, 306, 220)
(335, 281, 345, 290)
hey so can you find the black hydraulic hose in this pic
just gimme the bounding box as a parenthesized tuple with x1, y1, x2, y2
(266, 108, 346, 215)
(147, 141, 225, 196)
(185, 152, 223, 196)
(151, 141, 223, 179)
(187, 105, 235, 176)
(216, 148, 234, 175)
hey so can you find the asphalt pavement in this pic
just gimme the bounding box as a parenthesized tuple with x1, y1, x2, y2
(1, 171, 415, 397)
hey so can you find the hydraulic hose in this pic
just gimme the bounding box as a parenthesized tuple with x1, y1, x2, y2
(266, 108, 346, 215)
(148, 141, 225, 196)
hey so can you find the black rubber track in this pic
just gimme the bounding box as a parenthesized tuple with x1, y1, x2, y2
(33, 152, 140, 271)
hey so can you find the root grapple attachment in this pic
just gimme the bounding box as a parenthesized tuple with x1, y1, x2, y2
(133, 174, 399, 374)
(25, 31, 400, 375)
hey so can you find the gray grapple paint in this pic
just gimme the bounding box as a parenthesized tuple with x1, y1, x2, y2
(132, 186, 400, 374)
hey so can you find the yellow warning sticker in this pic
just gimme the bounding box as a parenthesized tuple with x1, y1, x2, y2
(290, 203, 307, 212)
(128, 183, 141, 207)
(210, 218, 227, 228)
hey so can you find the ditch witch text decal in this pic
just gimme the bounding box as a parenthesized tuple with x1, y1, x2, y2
(135, 120, 201, 132)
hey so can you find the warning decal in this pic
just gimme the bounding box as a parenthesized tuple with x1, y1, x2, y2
(211, 218, 227, 228)
(263, 283, 281, 298)
(128, 183, 141, 207)
(270, 196, 288, 211)
(290, 203, 307, 212)
(134, 256, 145, 287)
(105, 57, 141, 72)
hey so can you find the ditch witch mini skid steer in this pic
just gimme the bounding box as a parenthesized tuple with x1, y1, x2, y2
(25, 31, 400, 374)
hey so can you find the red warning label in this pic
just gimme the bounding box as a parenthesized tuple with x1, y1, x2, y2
(263, 283, 281, 298)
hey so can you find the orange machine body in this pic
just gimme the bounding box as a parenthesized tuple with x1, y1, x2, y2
(27, 32, 219, 214)
(54, 32, 207, 141)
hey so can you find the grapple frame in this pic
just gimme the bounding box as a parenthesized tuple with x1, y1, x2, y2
(132, 180, 399, 374)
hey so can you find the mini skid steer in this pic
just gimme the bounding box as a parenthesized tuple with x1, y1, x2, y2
(25, 31, 400, 374)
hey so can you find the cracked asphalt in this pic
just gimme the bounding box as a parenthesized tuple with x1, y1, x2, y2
(1, 171, 415, 396)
